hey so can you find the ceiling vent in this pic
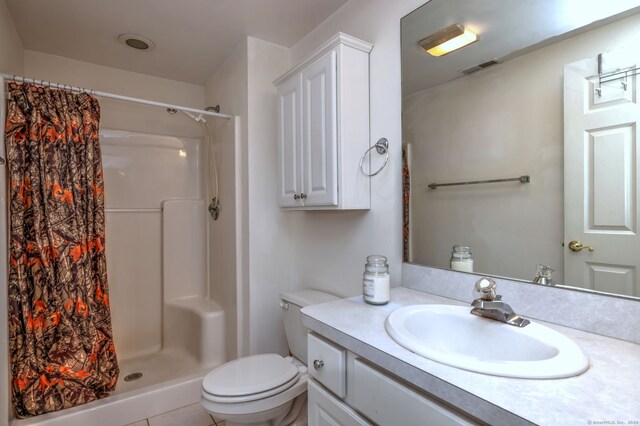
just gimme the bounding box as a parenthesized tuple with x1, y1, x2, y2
(118, 34, 155, 51)
(461, 58, 500, 75)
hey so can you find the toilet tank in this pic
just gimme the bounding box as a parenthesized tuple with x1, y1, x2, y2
(280, 290, 339, 364)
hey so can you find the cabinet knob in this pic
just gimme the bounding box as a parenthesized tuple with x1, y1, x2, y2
(313, 359, 324, 370)
(293, 194, 300, 200)
(300, 193, 307, 200)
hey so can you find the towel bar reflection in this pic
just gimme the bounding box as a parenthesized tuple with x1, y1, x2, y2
(428, 175, 530, 190)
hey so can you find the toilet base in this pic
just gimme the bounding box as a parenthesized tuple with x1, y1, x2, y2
(207, 393, 307, 426)
(221, 401, 290, 426)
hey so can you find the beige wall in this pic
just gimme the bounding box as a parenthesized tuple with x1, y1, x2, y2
(24, 50, 204, 138)
(205, 37, 292, 357)
(246, 37, 293, 356)
(204, 39, 248, 359)
(0, 0, 23, 75)
(404, 12, 640, 283)
(24, 50, 203, 106)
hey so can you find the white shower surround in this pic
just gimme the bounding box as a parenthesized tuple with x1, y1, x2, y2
(2, 127, 229, 426)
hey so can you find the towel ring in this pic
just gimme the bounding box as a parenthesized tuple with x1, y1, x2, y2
(359, 138, 389, 177)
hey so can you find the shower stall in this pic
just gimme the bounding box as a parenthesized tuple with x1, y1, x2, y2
(0, 75, 238, 426)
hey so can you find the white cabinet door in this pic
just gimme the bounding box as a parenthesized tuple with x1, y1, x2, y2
(274, 33, 372, 210)
(302, 50, 338, 206)
(277, 75, 303, 207)
(352, 359, 477, 426)
(308, 380, 370, 426)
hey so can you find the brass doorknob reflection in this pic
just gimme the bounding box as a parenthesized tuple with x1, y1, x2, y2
(568, 240, 594, 252)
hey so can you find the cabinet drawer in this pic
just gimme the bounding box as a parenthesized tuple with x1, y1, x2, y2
(307, 333, 346, 398)
(308, 380, 370, 426)
(352, 359, 477, 426)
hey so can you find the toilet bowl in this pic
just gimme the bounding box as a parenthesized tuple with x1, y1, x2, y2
(201, 355, 308, 426)
(201, 290, 338, 426)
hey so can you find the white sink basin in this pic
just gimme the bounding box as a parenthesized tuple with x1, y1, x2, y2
(385, 304, 589, 379)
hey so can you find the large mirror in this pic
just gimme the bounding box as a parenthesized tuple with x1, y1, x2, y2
(402, 0, 640, 298)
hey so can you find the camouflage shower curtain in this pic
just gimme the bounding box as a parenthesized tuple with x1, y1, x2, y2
(4, 82, 119, 417)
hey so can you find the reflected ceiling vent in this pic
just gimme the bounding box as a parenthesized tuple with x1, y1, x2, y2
(118, 34, 155, 51)
(461, 59, 501, 75)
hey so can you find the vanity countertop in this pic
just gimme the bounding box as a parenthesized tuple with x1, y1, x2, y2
(301, 287, 640, 425)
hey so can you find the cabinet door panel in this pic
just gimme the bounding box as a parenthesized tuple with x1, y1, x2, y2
(277, 75, 303, 207)
(308, 380, 370, 426)
(352, 359, 477, 426)
(302, 51, 338, 206)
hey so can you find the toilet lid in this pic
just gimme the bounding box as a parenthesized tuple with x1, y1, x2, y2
(202, 354, 299, 398)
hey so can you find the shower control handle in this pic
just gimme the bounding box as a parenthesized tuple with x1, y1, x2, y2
(313, 359, 324, 370)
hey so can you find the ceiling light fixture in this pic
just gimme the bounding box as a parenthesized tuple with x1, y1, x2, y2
(418, 24, 478, 57)
(118, 34, 155, 51)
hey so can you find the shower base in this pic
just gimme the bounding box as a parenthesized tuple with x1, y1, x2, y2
(10, 348, 217, 426)
(10, 296, 226, 425)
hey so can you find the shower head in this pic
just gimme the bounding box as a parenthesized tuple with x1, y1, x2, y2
(178, 110, 205, 123)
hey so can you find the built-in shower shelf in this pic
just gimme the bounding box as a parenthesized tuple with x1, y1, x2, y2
(167, 296, 223, 316)
(164, 296, 226, 368)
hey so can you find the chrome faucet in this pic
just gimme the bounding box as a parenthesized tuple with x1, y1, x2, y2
(470, 277, 530, 327)
(533, 264, 555, 286)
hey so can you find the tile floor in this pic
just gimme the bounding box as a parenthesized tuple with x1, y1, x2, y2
(126, 403, 225, 426)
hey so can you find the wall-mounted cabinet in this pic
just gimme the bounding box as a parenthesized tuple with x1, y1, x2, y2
(274, 33, 373, 210)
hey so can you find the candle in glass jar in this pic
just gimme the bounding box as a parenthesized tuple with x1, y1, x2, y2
(450, 245, 473, 272)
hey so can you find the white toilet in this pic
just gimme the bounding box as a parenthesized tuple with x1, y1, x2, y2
(201, 290, 338, 426)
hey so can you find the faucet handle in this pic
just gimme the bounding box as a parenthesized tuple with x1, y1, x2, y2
(475, 277, 497, 300)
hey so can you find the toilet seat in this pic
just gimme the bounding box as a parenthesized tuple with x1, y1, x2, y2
(202, 354, 300, 403)
(201, 355, 309, 419)
(201, 374, 308, 418)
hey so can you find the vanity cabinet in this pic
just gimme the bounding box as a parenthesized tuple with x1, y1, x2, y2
(307, 332, 477, 426)
(274, 33, 373, 210)
(308, 380, 370, 426)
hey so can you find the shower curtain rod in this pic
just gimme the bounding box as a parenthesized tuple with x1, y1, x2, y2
(1, 74, 232, 120)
